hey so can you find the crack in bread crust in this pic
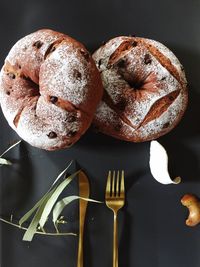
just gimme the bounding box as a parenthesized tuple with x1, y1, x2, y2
(102, 90, 135, 128)
(13, 96, 39, 127)
(140, 39, 183, 86)
(44, 38, 66, 59)
(137, 89, 180, 128)
(13, 106, 25, 127)
(47, 95, 91, 120)
(108, 40, 137, 64)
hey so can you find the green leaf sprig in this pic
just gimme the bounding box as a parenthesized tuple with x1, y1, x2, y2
(0, 160, 102, 241)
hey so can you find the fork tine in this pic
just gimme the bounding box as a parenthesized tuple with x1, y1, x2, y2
(106, 171, 112, 197)
(120, 170, 125, 197)
(116, 171, 120, 196)
(112, 171, 116, 196)
(105, 170, 125, 267)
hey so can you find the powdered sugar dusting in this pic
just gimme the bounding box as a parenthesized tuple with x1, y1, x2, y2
(144, 38, 187, 84)
(6, 29, 64, 83)
(93, 36, 129, 71)
(95, 101, 136, 139)
(137, 90, 187, 140)
(40, 41, 90, 105)
(0, 29, 101, 150)
(93, 36, 188, 141)
(16, 96, 82, 149)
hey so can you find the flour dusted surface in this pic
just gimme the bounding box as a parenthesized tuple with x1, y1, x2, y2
(93, 36, 188, 142)
(0, 29, 103, 150)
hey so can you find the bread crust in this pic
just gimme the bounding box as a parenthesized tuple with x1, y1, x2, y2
(0, 29, 103, 150)
(92, 36, 188, 142)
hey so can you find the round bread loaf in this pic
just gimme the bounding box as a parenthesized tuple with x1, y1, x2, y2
(92, 36, 188, 142)
(0, 29, 103, 150)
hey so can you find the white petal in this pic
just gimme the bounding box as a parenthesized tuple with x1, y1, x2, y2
(149, 140, 181, 185)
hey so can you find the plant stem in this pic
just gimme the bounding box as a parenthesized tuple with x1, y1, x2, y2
(0, 218, 76, 237)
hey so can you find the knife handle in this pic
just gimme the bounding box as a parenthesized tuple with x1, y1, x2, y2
(77, 237, 83, 267)
(77, 202, 86, 267)
(77, 228, 83, 267)
(77, 171, 89, 267)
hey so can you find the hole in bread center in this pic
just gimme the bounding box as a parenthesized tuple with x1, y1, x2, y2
(23, 76, 40, 96)
(118, 68, 145, 90)
(127, 79, 144, 89)
(122, 74, 144, 89)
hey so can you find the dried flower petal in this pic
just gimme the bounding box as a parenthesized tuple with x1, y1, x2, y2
(149, 140, 181, 185)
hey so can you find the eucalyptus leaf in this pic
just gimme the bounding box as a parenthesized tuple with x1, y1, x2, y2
(0, 158, 12, 165)
(19, 190, 53, 226)
(0, 140, 21, 158)
(39, 171, 80, 229)
(51, 160, 73, 188)
(19, 161, 73, 226)
(52, 195, 102, 227)
(16, 161, 100, 242)
(22, 189, 55, 241)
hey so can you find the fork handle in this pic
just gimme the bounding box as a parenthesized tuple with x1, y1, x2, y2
(113, 211, 118, 267)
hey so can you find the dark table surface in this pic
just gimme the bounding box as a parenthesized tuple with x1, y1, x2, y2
(0, 0, 200, 266)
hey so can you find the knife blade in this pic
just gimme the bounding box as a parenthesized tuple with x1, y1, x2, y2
(77, 170, 90, 267)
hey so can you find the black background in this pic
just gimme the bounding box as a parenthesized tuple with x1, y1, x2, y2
(0, 0, 200, 266)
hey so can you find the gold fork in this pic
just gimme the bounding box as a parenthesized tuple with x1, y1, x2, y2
(105, 170, 125, 267)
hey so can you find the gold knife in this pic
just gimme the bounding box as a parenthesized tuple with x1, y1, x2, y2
(77, 170, 90, 267)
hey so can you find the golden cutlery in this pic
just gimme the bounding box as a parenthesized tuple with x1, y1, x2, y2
(77, 171, 90, 267)
(105, 170, 125, 267)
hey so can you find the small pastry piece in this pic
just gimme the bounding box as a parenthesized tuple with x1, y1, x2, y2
(92, 36, 188, 142)
(0, 29, 103, 150)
